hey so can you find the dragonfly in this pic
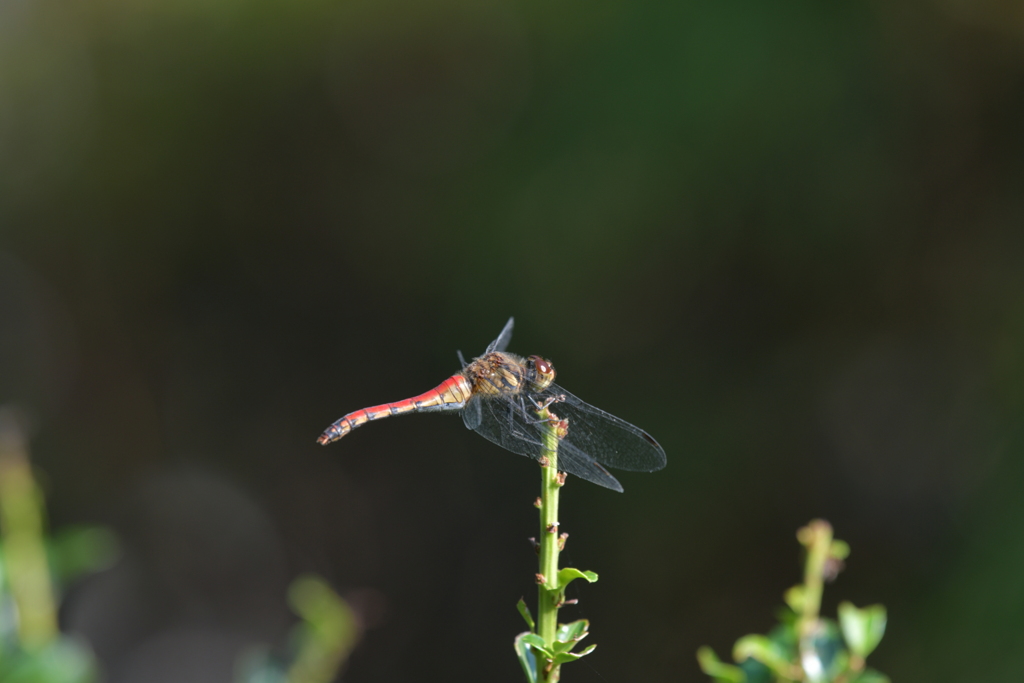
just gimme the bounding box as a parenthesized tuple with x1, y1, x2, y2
(318, 318, 666, 492)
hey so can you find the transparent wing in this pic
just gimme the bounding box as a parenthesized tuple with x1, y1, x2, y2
(469, 394, 625, 491)
(529, 384, 667, 472)
(485, 317, 515, 354)
(558, 441, 625, 492)
(461, 397, 482, 430)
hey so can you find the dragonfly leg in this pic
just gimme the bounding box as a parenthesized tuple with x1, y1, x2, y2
(530, 394, 567, 412)
(522, 403, 553, 425)
(524, 395, 568, 427)
(521, 396, 570, 441)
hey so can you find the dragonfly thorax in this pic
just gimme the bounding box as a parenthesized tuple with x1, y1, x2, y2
(464, 352, 556, 397)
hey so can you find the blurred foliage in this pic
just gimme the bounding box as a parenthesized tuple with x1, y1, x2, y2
(238, 574, 361, 683)
(0, 402, 362, 683)
(0, 409, 113, 683)
(699, 521, 888, 683)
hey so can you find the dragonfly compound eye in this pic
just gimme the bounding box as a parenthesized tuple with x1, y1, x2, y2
(527, 355, 556, 392)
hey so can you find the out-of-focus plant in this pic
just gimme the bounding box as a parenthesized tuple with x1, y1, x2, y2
(237, 574, 361, 683)
(0, 406, 360, 683)
(0, 408, 116, 683)
(698, 520, 888, 683)
(514, 404, 597, 683)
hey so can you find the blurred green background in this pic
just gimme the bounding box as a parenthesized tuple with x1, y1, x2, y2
(2, 0, 1024, 680)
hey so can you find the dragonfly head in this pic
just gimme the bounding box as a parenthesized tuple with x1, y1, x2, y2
(526, 355, 556, 392)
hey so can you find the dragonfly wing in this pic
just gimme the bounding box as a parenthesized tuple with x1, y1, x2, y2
(539, 385, 667, 473)
(555, 441, 624, 492)
(472, 394, 544, 458)
(470, 394, 625, 491)
(485, 317, 515, 354)
(461, 397, 482, 430)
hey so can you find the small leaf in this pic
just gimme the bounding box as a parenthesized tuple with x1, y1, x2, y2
(733, 635, 792, 677)
(739, 656, 773, 683)
(765, 621, 798, 656)
(0, 638, 99, 683)
(801, 619, 847, 682)
(517, 599, 535, 632)
(556, 568, 598, 590)
(850, 668, 891, 683)
(514, 633, 539, 683)
(519, 632, 551, 657)
(555, 619, 589, 644)
(773, 607, 799, 632)
(287, 575, 359, 649)
(696, 646, 746, 683)
(784, 585, 806, 612)
(551, 644, 596, 665)
(838, 602, 887, 658)
(49, 526, 120, 583)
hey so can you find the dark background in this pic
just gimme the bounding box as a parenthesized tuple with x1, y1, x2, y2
(2, 0, 1024, 680)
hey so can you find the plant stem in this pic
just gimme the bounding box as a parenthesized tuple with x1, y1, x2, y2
(286, 575, 361, 683)
(0, 408, 58, 649)
(796, 519, 833, 682)
(798, 520, 831, 630)
(535, 404, 562, 681)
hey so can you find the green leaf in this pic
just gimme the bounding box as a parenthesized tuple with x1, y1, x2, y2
(0, 638, 98, 683)
(514, 632, 539, 683)
(48, 526, 119, 584)
(551, 620, 589, 655)
(829, 540, 851, 561)
(551, 644, 596, 665)
(519, 633, 546, 648)
(733, 635, 792, 677)
(696, 646, 746, 683)
(850, 668, 891, 683)
(765, 621, 798, 658)
(773, 607, 799, 632)
(739, 656, 773, 683)
(783, 584, 806, 612)
(519, 633, 552, 658)
(555, 619, 589, 644)
(285, 574, 361, 682)
(517, 599, 535, 632)
(838, 602, 887, 658)
(287, 575, 359, 647)
(803, 619, 848, 682)
(556, 568, 598, 590)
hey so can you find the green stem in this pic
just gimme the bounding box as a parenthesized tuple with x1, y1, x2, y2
(798, 520, 831, 629)
(0, 409, 58, 650)
(796, 520, 833, 682)
(285, 575, 361, 683)
(535, 405, 562, 681)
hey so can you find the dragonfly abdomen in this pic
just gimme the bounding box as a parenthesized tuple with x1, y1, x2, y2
(317, 374, 472, 445)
